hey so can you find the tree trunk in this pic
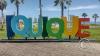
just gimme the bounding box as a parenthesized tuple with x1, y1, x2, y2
(95, 18, 96, 28)
(61, 3, 64, 17)
(1, 10, 4, 30)
(39, 0, 42, 18)
(16, 4, 19, 16)
(68, 5, 70, 21)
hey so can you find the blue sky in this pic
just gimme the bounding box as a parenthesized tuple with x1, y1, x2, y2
(1, 0, 100, 22)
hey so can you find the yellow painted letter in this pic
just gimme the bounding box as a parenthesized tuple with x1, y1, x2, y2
(62, 16, 79, 37)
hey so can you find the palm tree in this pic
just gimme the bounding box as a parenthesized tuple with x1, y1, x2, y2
(92, 14, 99, 26)
(10, 0, 24, 16)
(54, 0, 72, 17)
(82, 13, 88, 18)
(0, 0, 7, 30)
(82, 13, 88, 24)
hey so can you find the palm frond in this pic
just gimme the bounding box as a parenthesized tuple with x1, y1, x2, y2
(92, 14, 99, 18)
(54, 0, 59, 6)
(21, 0, 24, 4)
(82, 13, 88, 17)
(10, 0, 14, 3)
(66, 0, 72, 5)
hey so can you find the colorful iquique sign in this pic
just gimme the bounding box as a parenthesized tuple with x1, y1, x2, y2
(6, 15, 90, 39)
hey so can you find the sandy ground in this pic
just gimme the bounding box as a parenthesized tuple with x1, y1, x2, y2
(0, 42, 100, 56)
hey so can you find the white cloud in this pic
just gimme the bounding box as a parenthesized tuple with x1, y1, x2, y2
(38, 5, 99, 11)
(70, 5, 99, 10)
(36, 7, 60, 11)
